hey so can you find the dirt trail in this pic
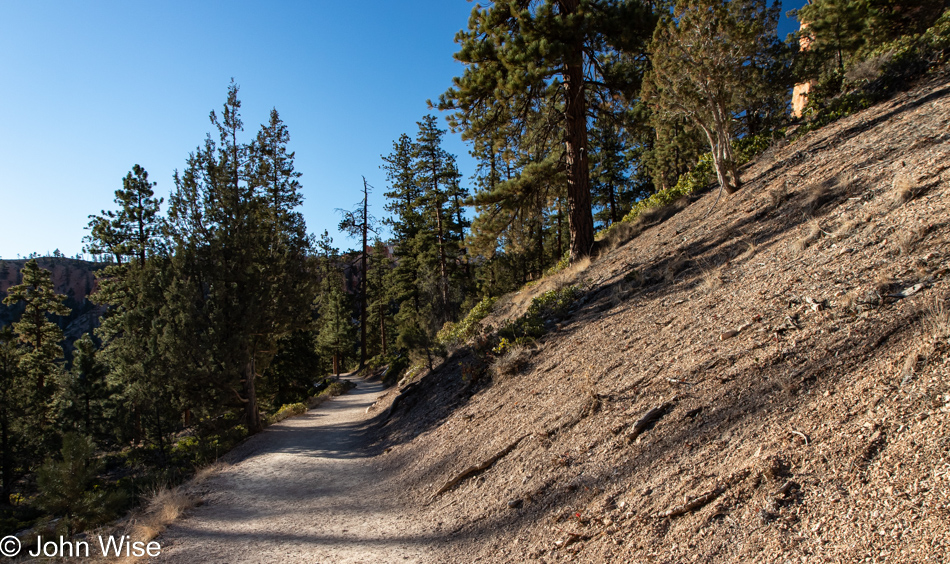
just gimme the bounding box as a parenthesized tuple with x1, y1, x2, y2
(154, 376, 437, 564)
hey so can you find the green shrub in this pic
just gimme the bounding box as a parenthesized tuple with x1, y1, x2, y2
(269, 402, 307, 424)
(436, 296, 498, 348)
(171, 415, 249, 468)
(307, 379, 356, 408)
(543, 252, 571, 277)
(380, 352, 410, 386)
(497, 285, 580, 345)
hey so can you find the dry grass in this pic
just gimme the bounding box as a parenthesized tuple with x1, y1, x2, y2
(700, 264, 723, 293)
(894, 225, 925, 255)
(601, 220, 644, 251)
(663, 253, 689, 283)
(924, 296, 950, 341)
(505, 257, 591, 323)
(600, 201, 686, 252)
(768, 184, 790, 211)
(193, 461, 227, 484)
(803, 181, 834, 214)
(873, 272, 897, 298)
(737, 237, 757, 261)
(791, 219, 823, 254)
(609, 283, 631, 308)
(492, 344, 531, 379)
(892, 174, 921, 206)
(832, 217, 863, 240)
(128, 486, 197, 547)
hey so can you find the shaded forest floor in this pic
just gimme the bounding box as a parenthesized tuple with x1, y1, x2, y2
(368, 74, 950, 563)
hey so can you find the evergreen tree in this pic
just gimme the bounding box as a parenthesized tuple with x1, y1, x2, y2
(438, 0, 654, 262)
(167, 82, 315, 433)
(381, 135, 430, 358)
(646, 0, 783, 195)
(0, 327, 24, 504)
(338, 177, 379, 369)
(366, 239, 395, 360)
(84, 165, 163, 266)
(2, 260, 70, 463)
(56, 333, 110, 444)
(317, 284, 356, 376)
(85, 164, 172, 453)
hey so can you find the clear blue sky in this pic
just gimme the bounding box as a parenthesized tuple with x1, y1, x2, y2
(0, 1, 805, 259)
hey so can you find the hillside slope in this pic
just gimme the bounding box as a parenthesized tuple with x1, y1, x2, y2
(369, 75, 950, 563)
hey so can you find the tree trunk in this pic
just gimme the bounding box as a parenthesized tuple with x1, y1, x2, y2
(433, 200, 449, 307)
(699, 120, 741, 195)
(360, 178, 369, 370)
(244, 357, 261, 433)
(561, 1, 594, 262)
(379, 304, 388, 356)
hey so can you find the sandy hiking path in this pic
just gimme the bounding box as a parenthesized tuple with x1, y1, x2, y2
(153, 375, 437, 563)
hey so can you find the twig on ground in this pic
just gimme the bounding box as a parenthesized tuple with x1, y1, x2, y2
(430, 435, 528, 501)
(657, 485, 726, 519)
(626, 402, 675, 443)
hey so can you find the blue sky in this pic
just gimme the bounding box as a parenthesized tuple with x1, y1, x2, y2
(0, 1, 805, 259)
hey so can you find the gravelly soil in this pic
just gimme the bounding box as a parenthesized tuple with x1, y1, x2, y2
(370, 74, 950, 563)
(153, 376, 439, 564)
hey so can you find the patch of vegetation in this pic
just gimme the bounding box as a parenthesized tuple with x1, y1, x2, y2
(36, 433, 128, 535)
(599, 131, 779, 242)
(267, 402, 308, 425)
(437, 296, 498, 348)
(798, 9, 950, 136)
(496, 286, 580, 350)
(307, 380, 355, 409)
(380, 352, 411, 386)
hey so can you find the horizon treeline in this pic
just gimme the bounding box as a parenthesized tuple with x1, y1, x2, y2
(2, 0, 948, 536)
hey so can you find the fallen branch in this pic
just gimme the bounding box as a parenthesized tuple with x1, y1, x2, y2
(430, 435, 528, 500)
(554, 530, 592, 549)
(625, 402, 674, 443)
(657, 485, 726, 519)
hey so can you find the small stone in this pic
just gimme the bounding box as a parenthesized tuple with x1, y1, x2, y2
(720, 330, 738, 340)
(508, 499, 523, 509)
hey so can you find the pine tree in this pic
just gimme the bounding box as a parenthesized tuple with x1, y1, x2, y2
(2, 260, 70, 462)
(86, 165, 173, 455)
(167, 82, 315, 434)
(4, 260, 69, 397)
(317, 284, 356, 376)
(366, 239, 395, 360)
(0, 327, 24, 504)
(412, 115, 467, 318)
(84, 166, 163, 266)
(382, 135, 430, 358)
(338, 177, 379, 369)
(438, 0, 654, 262)
(646, 0, 783, 195)
(57, 333, 110, 442)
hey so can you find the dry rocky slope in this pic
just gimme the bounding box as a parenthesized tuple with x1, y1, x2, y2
(369, 75, 950, 563)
